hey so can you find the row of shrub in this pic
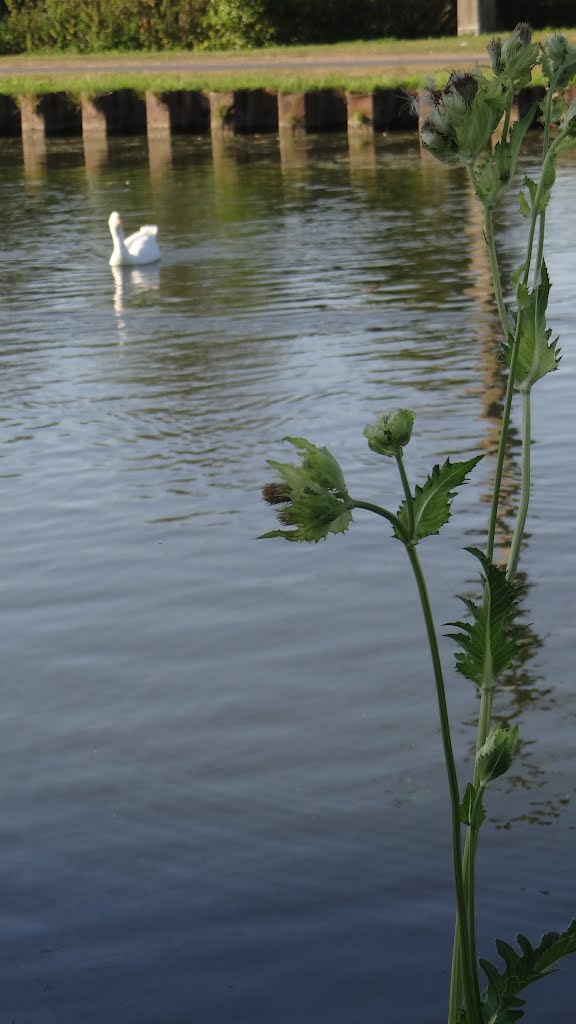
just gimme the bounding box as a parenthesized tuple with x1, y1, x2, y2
(0, 0, 453, 53)
(0, 0, 574, 54)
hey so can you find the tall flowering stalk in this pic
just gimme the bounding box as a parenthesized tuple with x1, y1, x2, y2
(261, 25, 576, 1024)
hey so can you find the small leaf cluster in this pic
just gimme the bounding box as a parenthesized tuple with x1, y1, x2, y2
(262, 413, 483, 550)
(420, 24, 540, 170)
(261, 437, 353, 542)
(420, 71, 507, 166)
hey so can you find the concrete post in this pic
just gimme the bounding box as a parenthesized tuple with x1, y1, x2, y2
(277, 93, 306, 132)
(457, 0, 496, 35)
(346, 92, 374, 133)
(145, 91, 171, 136)
(81, 93, 107, 139)
(19, 96, 45, 139)
(209, 92, 235, 137)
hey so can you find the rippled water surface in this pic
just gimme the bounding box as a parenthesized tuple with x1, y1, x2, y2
(0, 133, 575, 1024)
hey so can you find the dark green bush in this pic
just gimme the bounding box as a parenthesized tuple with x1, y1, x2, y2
(0, 0, 209, 52)
(201, 0, 277, 49)
(2, 0, 574, 56)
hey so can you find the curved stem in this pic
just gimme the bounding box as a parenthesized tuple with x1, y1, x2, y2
(506, 388, 531, 582)
(350, 498, 410, 544)
(404, 544, 481, 1024)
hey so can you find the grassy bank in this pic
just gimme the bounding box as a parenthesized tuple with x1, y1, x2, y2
(0, 30, 574, 96)
(0, 69, 434, 97)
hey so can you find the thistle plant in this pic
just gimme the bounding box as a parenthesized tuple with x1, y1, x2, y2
(260, 24, 576, 1024)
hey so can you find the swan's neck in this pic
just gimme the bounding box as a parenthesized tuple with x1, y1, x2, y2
(110, 224, 128, 261)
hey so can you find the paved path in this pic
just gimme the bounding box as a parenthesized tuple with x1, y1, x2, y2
(0, 49, 485, 77)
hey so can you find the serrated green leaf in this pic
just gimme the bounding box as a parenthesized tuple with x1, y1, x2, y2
(518, 190, 531, 218)
(511, 261, 527, 289)
(535, 157, 557, 214)
(524, 175, 538, 204)
(454, 84, 505, 161)
(515, 281, 530, 310)
(495, 939, 521, 974)
(518, 157, 556, 222)
(459, 782, 487, 829)
(395, 455, 482, 543)
(463, 920, 576, 1024)
(502, 262, 561, 390)
(446, 548, 528, 689)
(477, 105, 537, 207)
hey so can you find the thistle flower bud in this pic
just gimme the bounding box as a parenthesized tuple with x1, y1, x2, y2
(487, 36, 503, 75)
(443, 71, 479, 115)
(499, 23, 538, 88)
(547, 32, 570, 67)
(420, 71, 506, 165)
(420, 119, 460, 164)
(545, 33, 576, 87)
(363, 409, 415, 458)
(502, 22, 532, 59)
(421, 87, 452, 135)
(261, 437, 353, 542)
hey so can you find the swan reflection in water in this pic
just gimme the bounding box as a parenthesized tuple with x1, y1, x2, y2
(111, 264, 161, 344)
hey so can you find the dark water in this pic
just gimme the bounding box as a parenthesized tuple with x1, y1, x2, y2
(0, 132, 574, 1024)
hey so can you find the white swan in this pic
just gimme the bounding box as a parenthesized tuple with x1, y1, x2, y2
(108, 211, 161, 267)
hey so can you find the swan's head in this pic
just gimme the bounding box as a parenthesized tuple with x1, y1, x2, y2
(109, 211, 122, 233)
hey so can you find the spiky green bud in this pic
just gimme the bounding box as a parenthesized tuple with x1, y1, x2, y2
(419, 119, 460, 164)
(487, 36, 503, 75)
(499, 23, 539, 88)
(420, 73, 506, 166)
(363, 409, 415, 458)
(545, 33, 576, 87)
(547, 32, 570, 67)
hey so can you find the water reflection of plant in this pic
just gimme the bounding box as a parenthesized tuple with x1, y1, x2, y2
(261, 25, 576, 1024)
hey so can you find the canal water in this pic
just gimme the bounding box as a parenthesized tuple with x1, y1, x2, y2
(0, 133, 574, 1024)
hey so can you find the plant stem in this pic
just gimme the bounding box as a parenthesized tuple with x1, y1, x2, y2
(506, 388, 531, 582)
(448, 88, 560, 1022)
(392, 455, 482, 1015)
(483, 130, 559, 565)
(353, 496, 481, 1022)
(395, 450, 415, 539)
(350, 498, 410, 543)
(483, 207, 510, 337)
(533, 76, 555, 288)
(403, 543, 482, 1024)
